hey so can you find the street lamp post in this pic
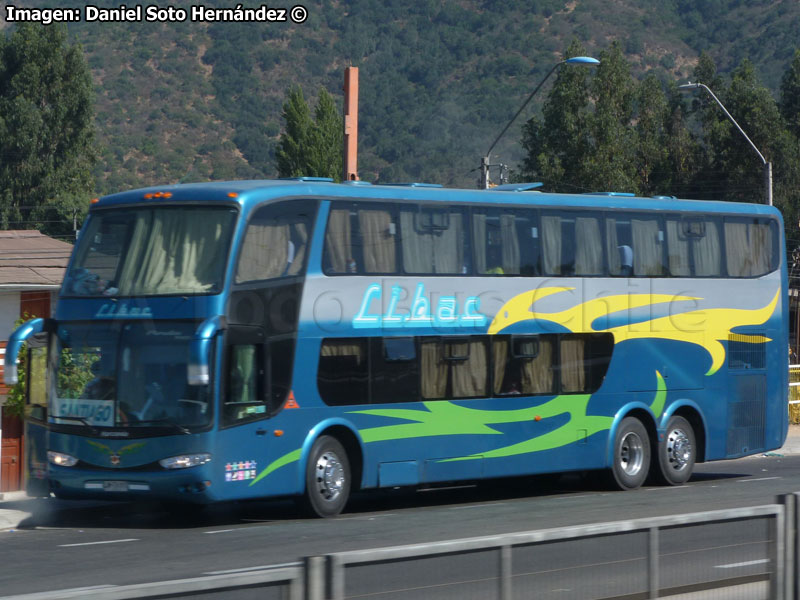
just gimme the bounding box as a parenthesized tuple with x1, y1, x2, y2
(480, 56, 600, 189)
(678, 81, 772, 206)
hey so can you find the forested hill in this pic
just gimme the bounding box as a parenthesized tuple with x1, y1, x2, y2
(4, 0, 800, 192)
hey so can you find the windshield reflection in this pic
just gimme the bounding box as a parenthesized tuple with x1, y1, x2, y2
(51, 321, 211, 431)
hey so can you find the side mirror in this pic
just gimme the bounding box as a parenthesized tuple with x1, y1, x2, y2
(188, 315, 226, 386)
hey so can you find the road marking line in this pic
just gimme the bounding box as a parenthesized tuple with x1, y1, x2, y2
(336, 513, 398, 521)
(59, 538, 139, 547)
(46, 586, 119, 593)
(715, 559, 770, 569)
(204, 529, 237, 534)
(204, 563, 300, 575)
(450, 503, 505, 510)
(737, 477, 781, 482)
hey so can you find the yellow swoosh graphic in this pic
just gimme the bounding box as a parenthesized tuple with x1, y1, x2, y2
(489, 287, 779, 375)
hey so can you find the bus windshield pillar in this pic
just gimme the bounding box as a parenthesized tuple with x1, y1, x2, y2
(188, 315, 226, 386)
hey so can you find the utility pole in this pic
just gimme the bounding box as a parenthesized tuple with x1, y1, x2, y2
(343, 67, 359, 182)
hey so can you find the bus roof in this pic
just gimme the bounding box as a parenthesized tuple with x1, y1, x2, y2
(95, 179, 780, 218)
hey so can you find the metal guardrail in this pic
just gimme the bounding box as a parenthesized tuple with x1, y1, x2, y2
(3, 495, 800, 600)
(0, 564, 304, 600)
(313, 504, 786, 600)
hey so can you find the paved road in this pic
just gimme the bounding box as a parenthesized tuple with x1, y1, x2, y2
(0, 454, 798, 597)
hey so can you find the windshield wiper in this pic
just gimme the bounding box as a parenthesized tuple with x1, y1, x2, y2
(133, 419, 191, 435)
(51, 415, 100, 435)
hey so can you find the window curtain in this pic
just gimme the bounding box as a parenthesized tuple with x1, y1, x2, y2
(235, 222, 289, 283)
(606, 219, 621, 275)
(492, 338, 508, 395)
(120, 210, 228, 295)
(401, 211, 433, 272)
(560, 337, 585, 393)
(286, 222, 309, 276)
(325, 210, 351, 273)
(359, 210, 396, 273)
(473, 214, 487, 273)
(725, 221, 771, 277)
(451, 340, 487, 397)
(631, 219, 663, 276)
(575, 217, 602, 275)
(230, 345, 256, 403)
(421, 341, 447, 398)
(666, 220, 690, 276)
(500, 214, 521, 274)
(693, 221, 721, 276)
(433, 213, 464, 274)
(320, 341, 365, 362)
(542, 215, 562, 274)
(520, 338, 554, 394)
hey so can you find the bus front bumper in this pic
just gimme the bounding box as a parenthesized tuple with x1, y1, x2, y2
(47, 464, 219, 504)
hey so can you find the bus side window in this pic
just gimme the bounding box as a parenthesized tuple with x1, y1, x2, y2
(370, 337, 419, 403)
(724, 218, 775, 277)
(318, 338, 369, 405)
(236, 201, 313, 283)
(609, 214, 666, 277)
(559, 333, 614, 394)
(223, 344, 267, 425)
(542, 212, 605, 276)
(492, 335, 556, 396)
(420, 337, 489, 399)
(323, 204, 398, 275)
(472, 209, 537, 276)
(400, 206, 469, 275)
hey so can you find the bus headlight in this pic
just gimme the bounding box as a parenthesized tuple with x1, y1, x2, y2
(48, 451, 78, 467)
(158, 453, 212, 469)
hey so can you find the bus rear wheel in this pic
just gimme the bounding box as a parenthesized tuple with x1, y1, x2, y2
(655, 416, 695, 486)
(301, 435, 351, 518)
(608, 417, 650, 490)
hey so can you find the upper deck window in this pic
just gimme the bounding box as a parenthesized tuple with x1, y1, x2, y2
(235, 200, 316, 284)
(66, 206, 237, 297)
(323, 203, 397, 274)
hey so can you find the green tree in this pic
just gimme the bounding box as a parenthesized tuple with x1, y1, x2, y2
(0, 23, 96, 234)
(780, 49, 800, 139)
(633, 74, 670, 195)
(276, 86, 343, 181)
(583, 42, 638, 193)
(518, 40, 594, 191)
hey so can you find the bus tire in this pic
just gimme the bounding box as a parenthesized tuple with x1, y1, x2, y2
(301, 435, 351, 518)
(655, 416, 695, 486)
(608, 417, 650, 490)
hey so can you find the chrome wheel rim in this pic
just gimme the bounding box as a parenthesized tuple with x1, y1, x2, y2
(666, 428, 692, 471)
(314, 450, 344, 502)
(619, 432, 645, 476)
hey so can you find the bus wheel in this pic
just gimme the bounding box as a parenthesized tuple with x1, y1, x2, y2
(301, 435, 351, 518)
(655, 416, 695, 486)
(609, 417, 650, 490)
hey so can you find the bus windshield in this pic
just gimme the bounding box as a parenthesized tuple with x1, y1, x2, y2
(50, 321, 211, 431)
(65, 206, 237, 297)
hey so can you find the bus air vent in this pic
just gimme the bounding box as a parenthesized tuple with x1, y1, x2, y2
(278, 176, 334, 182)
(379, 182, 444, 188)
(582, 191, 636, 197)
(489, 183, 543, 192)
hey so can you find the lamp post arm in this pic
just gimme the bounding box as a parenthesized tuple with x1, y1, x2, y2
(484, 61, 564, 159)
(693, 82, 767, 166)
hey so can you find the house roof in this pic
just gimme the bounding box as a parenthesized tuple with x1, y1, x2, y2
(0, 230, 73, 287)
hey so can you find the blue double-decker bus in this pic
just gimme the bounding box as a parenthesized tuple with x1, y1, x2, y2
(5, 179, 788, 517)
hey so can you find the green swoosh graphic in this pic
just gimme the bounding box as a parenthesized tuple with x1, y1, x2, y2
(249, 372, 666, 484)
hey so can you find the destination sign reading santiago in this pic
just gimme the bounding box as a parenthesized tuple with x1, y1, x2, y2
(4, 4, 309, 24)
